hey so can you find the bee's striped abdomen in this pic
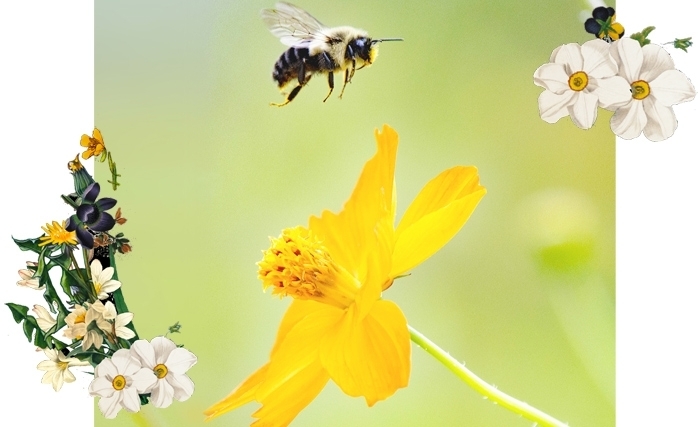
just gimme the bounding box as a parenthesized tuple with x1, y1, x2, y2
(272, 46, 310, 88)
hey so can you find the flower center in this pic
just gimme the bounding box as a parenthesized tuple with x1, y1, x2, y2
(75, 313, 86, 324)
(154, 363, 168, 379)
(631, 80, 650, 100)
(57, 361, 69, 371)
(257, 226, 361, 309)
(94, 282, 103, 295)
(568, 71, 589, 91)
(112, 375, 126, 391)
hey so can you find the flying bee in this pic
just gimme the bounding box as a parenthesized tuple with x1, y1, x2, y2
(261, 2, 402, 106)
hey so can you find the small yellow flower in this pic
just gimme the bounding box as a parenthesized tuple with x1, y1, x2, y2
(38, 220, 78, 247)
(80, 128, 106, 160)
(205, 125, 486, 426)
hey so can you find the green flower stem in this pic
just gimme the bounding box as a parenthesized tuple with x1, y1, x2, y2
(81, 248, 98, 301)
(408, 325, 568, 427)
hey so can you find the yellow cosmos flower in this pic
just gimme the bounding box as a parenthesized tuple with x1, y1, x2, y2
(38, 220, 78, 247)
(205, 125, 486, 426)
(80, 128, 106, 160)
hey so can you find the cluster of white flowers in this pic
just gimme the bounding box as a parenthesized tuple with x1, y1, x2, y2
(89, 336, 197, 418)
(18, 260, 197, 419)
(534, 38, 696, 141)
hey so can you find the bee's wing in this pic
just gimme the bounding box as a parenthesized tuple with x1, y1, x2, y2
(261, 2, 329, 49)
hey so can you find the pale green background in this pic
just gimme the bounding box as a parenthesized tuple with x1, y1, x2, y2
(95, 1, 614, 426)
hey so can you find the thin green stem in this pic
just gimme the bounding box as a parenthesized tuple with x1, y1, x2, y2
(409, 325, 568, 427)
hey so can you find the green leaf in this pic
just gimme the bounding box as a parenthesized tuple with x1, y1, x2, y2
(12, 237, 43, 254)
(6, 303, 30, 323)
(7, 303, 48, 348)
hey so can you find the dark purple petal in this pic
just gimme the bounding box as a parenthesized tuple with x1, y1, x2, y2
(66, 216, 79, 232)
(76, 226, 94, 249)
(76, 204, 97, 223)
(82, 182, 101, 203)
(89, 212, 116, 232)
(584, 18, 601, 35)
(96, 197, 117, 211)
(592, 6, 611, 20)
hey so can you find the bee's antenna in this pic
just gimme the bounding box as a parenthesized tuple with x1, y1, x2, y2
(371, 38, 404, 45)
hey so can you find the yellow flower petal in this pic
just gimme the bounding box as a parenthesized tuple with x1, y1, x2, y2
(319, 300, 410, 406)
(309, 124, 397, 281)
(252, 360, 328, 427)
(204, 363, 270, 421)
(391, 166, 486, 277)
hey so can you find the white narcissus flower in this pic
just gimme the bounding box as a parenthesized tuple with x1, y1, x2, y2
(32, 304, 57, 332)
(130, 337, 197, 408)
(608, 38, 696, 141)
(89, 348, 157, 419)
(37, 348, 90, 392)
(534, 39, 631, 129)
(90, 259, 121, 300)
(64, 304, 88, 341)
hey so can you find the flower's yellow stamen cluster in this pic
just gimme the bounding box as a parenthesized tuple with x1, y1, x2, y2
(568, 71, 589, 91)
(154, 364, 168, 379)
(258, 226, 360, 309)
(631, 80, 651, 100)
(112, 375, 126, 391)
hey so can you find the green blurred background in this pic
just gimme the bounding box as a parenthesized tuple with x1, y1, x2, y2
(95, 1, 614, 426)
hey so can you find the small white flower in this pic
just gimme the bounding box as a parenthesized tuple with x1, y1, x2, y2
(82, 301, 112, 350)
(17, 266, 41, 289)
(89, 349, 158, 419)
(607, 38, 696, 141)
(130, 336, 197, 408)
(32, 304, 57, 332)
(37, 348, 90, 392)
(534, 39, 630, 129)
(90, 260, 121, 300)
(104, 301, 136, 340)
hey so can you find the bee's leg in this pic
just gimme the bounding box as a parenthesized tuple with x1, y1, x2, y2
(323, 72, 334, 102)
(271, 61, 307, 107)
(339, 68, 350, 99)
(349, 58, 356, 82)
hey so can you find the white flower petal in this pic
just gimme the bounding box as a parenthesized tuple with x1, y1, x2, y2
(165, 347, 197, 376)
(90, 260, 103, 282)
(111, 349, 140, 376)
(130, 340, 157, 368)
(98, 266, 116, 285)
(553, 43, 583, 74)
(94, 357, 118, 379)
(581, 39, 617, 78)
(63, 369, 76, 384)
(538, 90, 576, 123)
(649, 69, 697, 106)
(549, 44, 562, 63)
(120, 387, 142, 413)
(100, 279, 122, 294)
(150, 378, 175, 408)
(611, 100, 647, 139)
(131, 367, 158, 394)
(639, 43, 676, 82)
(99, 392, 123, 419)
(642, 98, 677, 141)
(594, 76, 632, 110)
(152, 336, 177, 365)
(568, 91, 599, 129)
(168, 372, 195, 402)
(610, 38, 643, 82)
(534, 63, 570, 94)
(89, 376, 116, 398)
(103, 301, 117, 320)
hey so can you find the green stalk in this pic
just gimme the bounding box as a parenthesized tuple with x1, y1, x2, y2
(409, 325, 568, 427)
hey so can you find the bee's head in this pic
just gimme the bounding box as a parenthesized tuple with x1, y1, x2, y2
(348, 37, 377, 65)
